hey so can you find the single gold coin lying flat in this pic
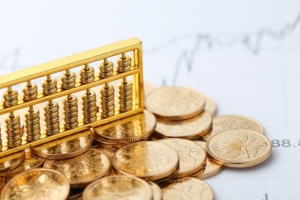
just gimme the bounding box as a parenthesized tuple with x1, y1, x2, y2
(192, 141, 222, 179)
(155, 112, 212, 139)
(82, 175, 153, 200)
(32, 129, 93, 159)
(94, 110, 156, 144)
(113, 141, 179, 181)
(149, 181, 163, 200)
(158, 138, 206, 177)
(159, 177, 214, 200)
(1, 168, 70, 200)
(0, 151, 24, 172)
(203, 114, 264, 141)
(207, 129, 272, 168)
(204, 95, 217, 117)
(145, 86, 206, 120)
(44, 148, 111, 188)
(2, 149, 45, 177)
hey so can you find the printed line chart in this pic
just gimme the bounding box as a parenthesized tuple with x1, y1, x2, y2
(145, 14, 300, 86)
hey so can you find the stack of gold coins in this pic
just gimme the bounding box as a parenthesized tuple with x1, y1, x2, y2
(0, 84, 272, 200)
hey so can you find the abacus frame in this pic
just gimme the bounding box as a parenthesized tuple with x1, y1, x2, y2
(0, 37, 144, 157)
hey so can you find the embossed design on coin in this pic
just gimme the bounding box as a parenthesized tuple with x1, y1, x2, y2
(4, 149, 45, 177)
(82, 175, 152, 200)
(203, 115, 264, 141)
(44, 148, 111, 188)
(158, 139, 206, 177)
(145, 86, 206, 120)
(32, 130, 93, 159)
(155, 112, 211, 139)
(94, 110, 156, 143)
(0, 151, 25, 172)
(204, 95, 217, 117)
(159, 177, 214, 200)
(207, 129, 271, 168)
(1, 168, 69, 200)
(113, 141, 179, 180)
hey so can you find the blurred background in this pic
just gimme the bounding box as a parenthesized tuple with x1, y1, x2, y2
(0, 1, 300, 199)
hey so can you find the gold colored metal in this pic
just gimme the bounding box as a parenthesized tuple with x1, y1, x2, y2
(207, 129, 272, 168)
(145, 86, 206, 120)
(81, 64, 97, 124)
(94, 110, 156, 144)
(82, 175, 153, 200)
(1, 148, 45, 177)
(118, 53, 133, 112)
(158, 177, 214, 200)
(0, 37, 144, 157)
(155, 111, 212, 139)
(144, 81, 158, 97)
(204, 95, 217, 117)
(44, 148, 111, 188)
(0, 151, 24, 172)
(203, 114, 264, 141)
(44, 101, 60, 136)
(112, 141, 179, 181)
(149, 181, 163, 200)
(42, 75, 57, 95)
(1, 168, 70, 200)
(31, 129, 93, 159)
(158, 138, 206, 177)
(191, 141, 222, 179)
(25, 107, 41, 142)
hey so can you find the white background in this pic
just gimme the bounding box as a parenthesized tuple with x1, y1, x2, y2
(0, 1, 300, 199)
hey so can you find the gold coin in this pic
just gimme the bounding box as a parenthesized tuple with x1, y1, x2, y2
(0, 176, 7, 194)
(82, 175, 153, 200)
(0, 151, 24, 172)
(158, 177, 214, 200)
(192, 141, 222, 179)
(155, 112, 212, 139)
(44, 148, 111, 188)
(149, 181, 162, 200)
(207, 129, 272, 168)
(204, 95, 217, 117)
(93, 145, 116, 160)
(112, 141, 179, 181)
(158, 138, 206, 177)
(1, 149, 45, 178)
(144, 81, 158, 97)
(145, 86, 206, 120)
(94, 134, 126, 150)
(203, 114, 264, 141)
(1, 168, 70, 200)
(94, 110, 156, 144)
(31, 129, 93, 159)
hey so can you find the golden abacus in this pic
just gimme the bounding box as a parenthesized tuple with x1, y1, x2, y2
(0, 38, 144, 157)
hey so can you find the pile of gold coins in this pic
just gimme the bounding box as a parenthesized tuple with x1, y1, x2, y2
(0, 84, 272, 200)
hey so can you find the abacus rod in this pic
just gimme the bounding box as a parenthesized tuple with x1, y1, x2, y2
(0, 107, 144, 157)
(0, 69, 141, 115)
(0, 38, 142, 89)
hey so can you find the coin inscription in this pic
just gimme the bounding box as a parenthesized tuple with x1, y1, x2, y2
(158, 139, 206, 177)
(207, 129, 271, 168)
